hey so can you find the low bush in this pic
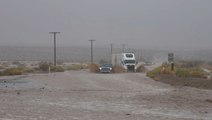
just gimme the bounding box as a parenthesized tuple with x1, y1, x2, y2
(176, 68, 205, 78)
(189, 69, 206, 78)
(146, 67, 161, 78)
(24, 68, 35, 73)
(176, 68, 190, 77)
(50, 66, 65, 72)
(67, 64, 88, 71)
(147, 62, 207, 79)
(3, 67, 24, 75)
(161, 67, 175, 75)
(12, 61, 21, 65)
(38, 62, 50, 72)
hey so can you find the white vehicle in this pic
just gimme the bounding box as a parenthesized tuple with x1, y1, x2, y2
(112, 53, 137, 72)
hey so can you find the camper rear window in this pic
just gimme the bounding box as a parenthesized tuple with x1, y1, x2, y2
(126, 54, 133, 58)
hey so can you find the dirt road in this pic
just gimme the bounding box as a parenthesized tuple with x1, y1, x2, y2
(0, 70, 212, 120)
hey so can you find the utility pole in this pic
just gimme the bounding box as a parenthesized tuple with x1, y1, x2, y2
(110, 43, 113, 55)
(88, 40, 96, 63)
(122, 44, 125, 53)
(49, 32, 60, 66)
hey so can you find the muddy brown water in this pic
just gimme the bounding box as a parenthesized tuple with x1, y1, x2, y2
(0, 71, 212, 120)
(0, 75, 43, 89)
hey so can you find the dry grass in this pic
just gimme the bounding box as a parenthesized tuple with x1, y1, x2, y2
(2, 67, 24, 76)
(146, 67, 161, 78)
(50, 66, 65, 72)
(147, 63, 206, 79)
(66, 64, 88, 71)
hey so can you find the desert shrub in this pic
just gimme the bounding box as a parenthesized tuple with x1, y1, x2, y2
(176, 68, 205, 78)
(161, 67, 175, 75)
(38, 62, 50, 72)
(89, 64, 99, 73)
(24, 68, 35, 73)
(189, 69, 206, 78)
(146, 67, 161, 78)
(176, 68, 190, 77)
(50, 66, 65, 72)
(12, 61, 21, 65)
(112, 65, 126, 73)
(3, 67, 24, 75)
(147, 62, 206, 79)
(33, 67, 40, 71)
(67, 64, 88, 71)
(136, 65, 146, 73)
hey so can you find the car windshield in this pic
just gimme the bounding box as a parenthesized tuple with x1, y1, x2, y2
(101, 64, 112, 67)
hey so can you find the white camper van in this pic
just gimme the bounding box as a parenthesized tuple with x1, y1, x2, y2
(112, 53, 137, 72)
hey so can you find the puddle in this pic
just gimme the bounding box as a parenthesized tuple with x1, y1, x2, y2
(0, 76, 40, 89)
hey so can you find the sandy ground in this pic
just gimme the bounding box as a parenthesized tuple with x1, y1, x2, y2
(0, 70, 212, 120)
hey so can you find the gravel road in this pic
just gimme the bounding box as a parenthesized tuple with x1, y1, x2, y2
(0, 70, 212, 120)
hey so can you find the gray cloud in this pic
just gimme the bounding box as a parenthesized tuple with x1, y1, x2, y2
(0, 0, 211, 49)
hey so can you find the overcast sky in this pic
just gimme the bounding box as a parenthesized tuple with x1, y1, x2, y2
(0, 0, 211, 49)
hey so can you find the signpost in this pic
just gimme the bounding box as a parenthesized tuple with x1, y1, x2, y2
(168, 53, 174, 71)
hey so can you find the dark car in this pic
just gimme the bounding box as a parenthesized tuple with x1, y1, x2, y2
(99, 63, 113, 73)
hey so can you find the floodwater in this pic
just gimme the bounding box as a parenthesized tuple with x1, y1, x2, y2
(0, 75, 41, 89)
(0, 71, 212, 120)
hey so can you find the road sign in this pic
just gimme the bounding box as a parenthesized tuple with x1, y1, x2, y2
(168, 53, 174, 62)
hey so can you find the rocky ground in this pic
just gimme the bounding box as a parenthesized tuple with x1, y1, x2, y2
(0, 70, 212, 120)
